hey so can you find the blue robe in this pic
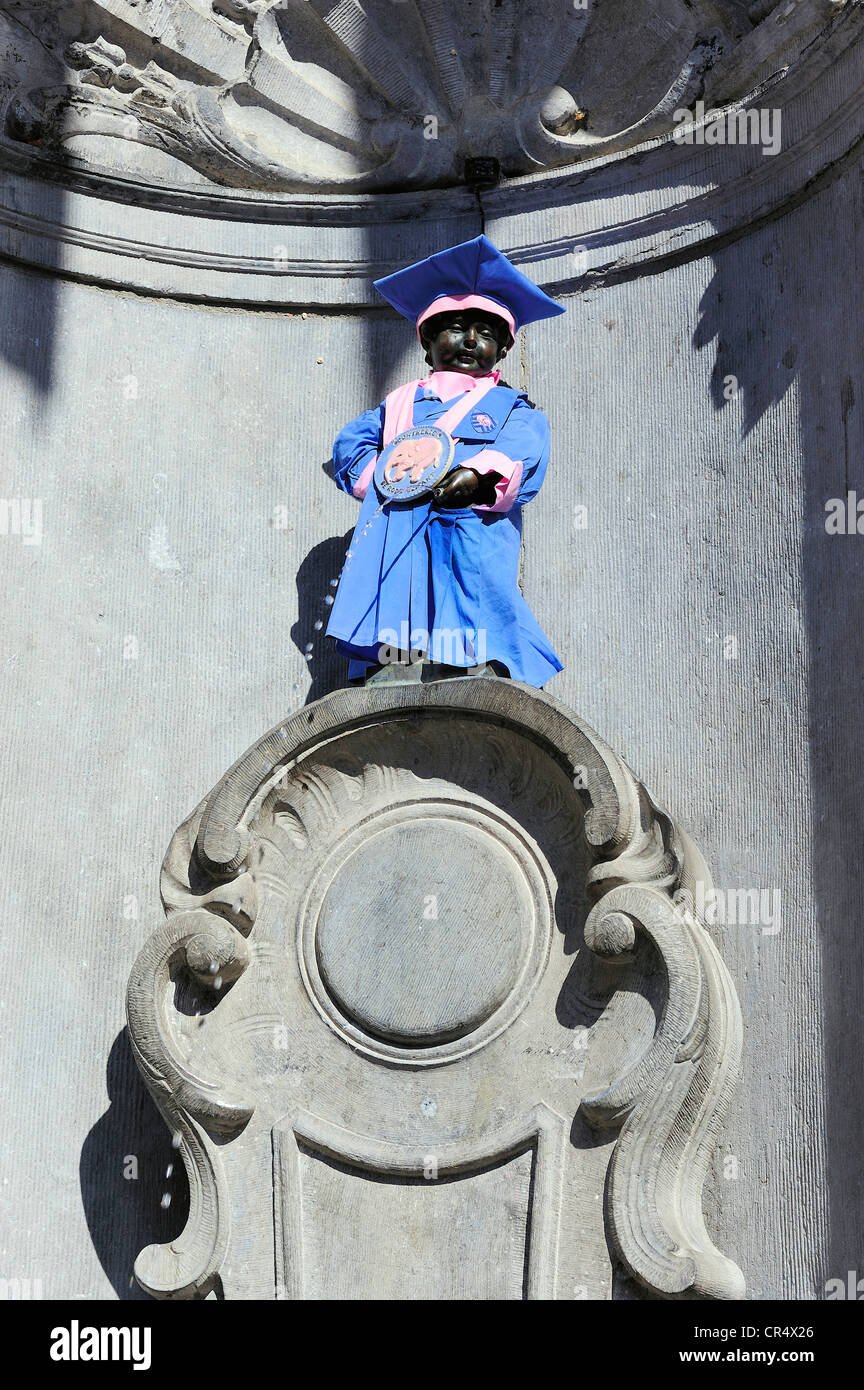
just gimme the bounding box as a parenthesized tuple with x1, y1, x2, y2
(325, 379, 562, 686)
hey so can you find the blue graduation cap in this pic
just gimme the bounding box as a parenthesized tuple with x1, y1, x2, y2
(373, 235, 566, 344)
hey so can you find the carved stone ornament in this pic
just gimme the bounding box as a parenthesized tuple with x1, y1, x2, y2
(1, 2, 861, 305)
(126, 679, 744, 1300)
(0, 0, 850, 192)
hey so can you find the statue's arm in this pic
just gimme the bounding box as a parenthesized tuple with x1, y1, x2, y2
(468, 404, 551, 513)
(332, 403, 386, 499)
(432, 465, 504, 508)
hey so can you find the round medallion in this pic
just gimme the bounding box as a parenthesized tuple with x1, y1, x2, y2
(373, 426, 455, 501)
(315, 818, 528, 1045)
(297, 801, 552, 1066)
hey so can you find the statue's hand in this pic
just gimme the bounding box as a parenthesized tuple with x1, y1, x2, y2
(432, 468, 503, 508)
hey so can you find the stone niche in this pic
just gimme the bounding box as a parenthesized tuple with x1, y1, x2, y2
(0, 1, 857, 306)
(0, 0, 840, 192)
(127, 678, 744, 1300)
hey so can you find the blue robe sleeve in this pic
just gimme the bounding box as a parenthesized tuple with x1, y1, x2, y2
(332, 402, 385, 497)
(491, 400, 552, 508)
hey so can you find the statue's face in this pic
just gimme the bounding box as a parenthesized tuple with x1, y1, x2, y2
(421, 310, 510, 376)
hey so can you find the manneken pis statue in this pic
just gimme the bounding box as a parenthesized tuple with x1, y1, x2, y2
(325, 235, 565, 687)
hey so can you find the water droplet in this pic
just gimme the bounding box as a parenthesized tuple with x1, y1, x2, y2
(314, 620, 323, 631)
(165, 1164, 173, 1179)
(214, 976, 223, 990)
(324, 596, 334, 606)
(304, 642, 313, 653)
(161, 1193, 172, 1209)
(305, 652, 313, 661)
(208, 961, 218, 974)
(171, 1131, 182, 1149)
(330, 578, 339, 588)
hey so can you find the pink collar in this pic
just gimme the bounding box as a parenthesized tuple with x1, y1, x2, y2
(383, 371, 499, 447)
(420, 368, 501, 402)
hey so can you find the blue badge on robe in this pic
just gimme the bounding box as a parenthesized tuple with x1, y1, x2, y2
(470, 410, 497, 434)
(449, 385, 519, 442)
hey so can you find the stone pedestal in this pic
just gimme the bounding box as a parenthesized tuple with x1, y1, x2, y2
(127, 679, 743, 1300)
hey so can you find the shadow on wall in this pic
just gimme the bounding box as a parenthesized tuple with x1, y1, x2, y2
(590, 122, 864, 1291)
(792, 169, 864, 1291)
(0, 247, 61, 397)
(694, 166, 864, 1287)
(79, 1029, 189, 1301)
(291, 523, 355, 703)
(694, 245, 800, 439)
(0, 148, 68, 400)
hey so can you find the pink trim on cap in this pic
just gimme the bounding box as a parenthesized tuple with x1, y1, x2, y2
(416, 294, 516, 344)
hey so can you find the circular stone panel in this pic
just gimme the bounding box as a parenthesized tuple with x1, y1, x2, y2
(315, 816, 532, 1045)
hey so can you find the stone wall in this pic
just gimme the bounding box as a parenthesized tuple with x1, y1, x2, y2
(1, 0, 862, 1299)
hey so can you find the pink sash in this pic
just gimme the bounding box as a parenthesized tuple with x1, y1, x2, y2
(382, 375, 498, 446)
(351, 375, 502, 501)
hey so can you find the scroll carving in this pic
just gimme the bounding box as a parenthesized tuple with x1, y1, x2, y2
(0, 0, 846, 192)
(125, 678, 744, 1300)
